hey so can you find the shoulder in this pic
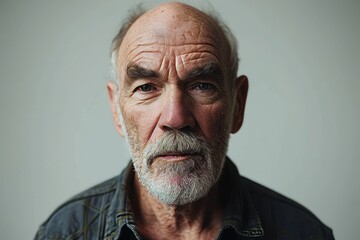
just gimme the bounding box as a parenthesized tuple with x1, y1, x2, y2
(34, 175, 121, 239)
(241, 176, 334, 239)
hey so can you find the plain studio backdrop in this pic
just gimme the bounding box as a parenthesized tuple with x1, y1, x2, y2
(0, 0, 359, 239)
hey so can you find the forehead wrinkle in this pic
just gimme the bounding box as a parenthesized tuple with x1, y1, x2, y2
(179, 49, 222, 62)
(130, 50, 162, 61)
(122, 13, 224, 57)
(119, 3, 230, 81)
(127, 38, 223, 65)
(127, 41, 162, 56)
(127, 38, 222, 60)
(125, 13, 222, 48)
(128, 40, 220, 48)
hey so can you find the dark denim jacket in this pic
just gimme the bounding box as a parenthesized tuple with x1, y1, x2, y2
(35, 159, 334, 239)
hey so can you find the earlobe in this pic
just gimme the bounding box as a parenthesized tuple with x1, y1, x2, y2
(231, 75, 248, 133)
(106, 81, 125, 137)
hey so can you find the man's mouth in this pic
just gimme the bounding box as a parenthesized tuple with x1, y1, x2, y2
(154, 152, 199, 162)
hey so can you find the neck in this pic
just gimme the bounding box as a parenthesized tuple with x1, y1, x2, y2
(130, 173, 223, 240)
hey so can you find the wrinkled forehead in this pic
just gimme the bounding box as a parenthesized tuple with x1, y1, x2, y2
(118, 3, 227, 65)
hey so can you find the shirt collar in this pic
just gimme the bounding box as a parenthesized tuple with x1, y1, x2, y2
(104, 161, 136, 239)
(104, 158, 264, 239)
(220, 158, 264, 237)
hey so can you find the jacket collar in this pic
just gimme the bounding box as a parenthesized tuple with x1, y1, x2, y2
(104, 158, 264, 239)
(220, 159, 264, 237)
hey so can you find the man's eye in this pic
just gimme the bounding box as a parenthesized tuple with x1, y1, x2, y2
(136, 84, 156, 92)
(191, 82, 215, 91)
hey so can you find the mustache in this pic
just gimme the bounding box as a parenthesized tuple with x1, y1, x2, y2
(142, 131, 210, 164)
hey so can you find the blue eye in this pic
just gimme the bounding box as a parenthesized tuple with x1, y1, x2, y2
(192, 83, 215, 91)
(137, 84, 155, 92)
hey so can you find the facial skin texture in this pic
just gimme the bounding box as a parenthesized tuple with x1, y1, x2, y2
(107, 2, 248, 238)
(108, 2, 247, 204)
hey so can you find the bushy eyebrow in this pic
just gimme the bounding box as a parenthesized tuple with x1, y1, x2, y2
(124, 62, 223, 84)
(126, 63, 159, 80)
(186, 63, 224, 81)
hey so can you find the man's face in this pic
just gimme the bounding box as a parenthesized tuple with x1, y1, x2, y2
(109, 3, 245, 205)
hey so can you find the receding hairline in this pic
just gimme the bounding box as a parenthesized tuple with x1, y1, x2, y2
(110, 2, 239, 86)
(110, 4, 145, 74)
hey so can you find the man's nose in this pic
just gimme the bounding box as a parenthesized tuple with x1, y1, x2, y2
(159, 88, 195, 131)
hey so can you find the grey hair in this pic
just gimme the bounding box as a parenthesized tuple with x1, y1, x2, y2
(110, 4, 146, 85)
(206, 10, 239, 83)
(110, 2, 239, 87)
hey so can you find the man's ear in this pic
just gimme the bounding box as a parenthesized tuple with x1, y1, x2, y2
(106, 81, 125, 137)
(231, 75, 249, 133)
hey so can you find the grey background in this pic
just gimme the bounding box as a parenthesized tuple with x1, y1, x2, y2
(1, 0, 359, 239)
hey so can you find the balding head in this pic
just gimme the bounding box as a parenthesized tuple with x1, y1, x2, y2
(106, 2, 248, 206)
(111, 2, 238, 88)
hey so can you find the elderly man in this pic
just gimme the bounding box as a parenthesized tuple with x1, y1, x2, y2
(35, 2, 334, 240)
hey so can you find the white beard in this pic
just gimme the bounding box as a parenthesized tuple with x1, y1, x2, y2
(115, 93, 230, 205)
(134, 131, 225, 205)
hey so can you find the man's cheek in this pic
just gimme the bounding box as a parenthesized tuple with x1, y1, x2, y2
(126, 116, 153, 150)
(199, 105, 229, 136)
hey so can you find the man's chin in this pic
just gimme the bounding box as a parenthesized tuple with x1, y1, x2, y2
(140, 172, 211, 206)
(150, 172, 192, 187)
